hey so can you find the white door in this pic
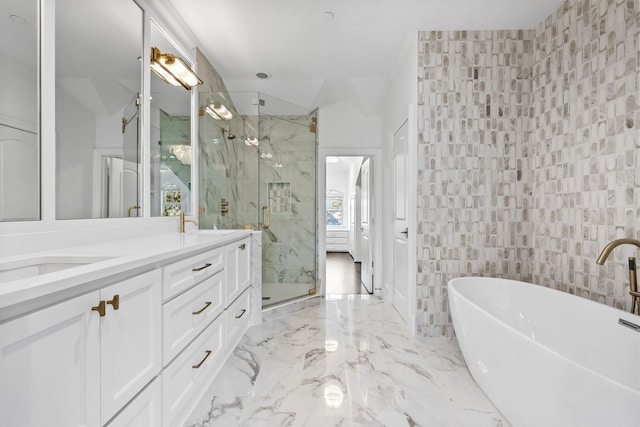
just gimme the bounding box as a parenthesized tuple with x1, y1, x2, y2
(0, 124, 38, 220)
(393, 120, 410, 323)
(100, 270, 161, 425)
(360, 158, 372, 293)
(108, 157, 140, 217)
(0, 292, 101, 427)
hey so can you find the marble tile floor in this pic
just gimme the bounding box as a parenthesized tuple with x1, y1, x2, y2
(184, 295, 510, 427)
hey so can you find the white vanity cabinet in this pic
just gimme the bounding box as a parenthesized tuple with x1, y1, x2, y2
(100, 270, 162, 424)
(225, 237, 251, 306)
(0, 231, 255, 427)
(0, 269, 162, 427)
(0, 291, 100, 427)
(160, 236, 253, 427)
(107, 378, 162, 427)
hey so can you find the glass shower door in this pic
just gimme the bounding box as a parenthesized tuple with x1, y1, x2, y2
(257, 94, 317, 307)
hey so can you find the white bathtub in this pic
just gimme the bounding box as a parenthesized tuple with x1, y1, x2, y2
(448, 277, 640, 427)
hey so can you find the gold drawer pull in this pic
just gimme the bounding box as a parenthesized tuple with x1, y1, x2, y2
(239, 243, 246, 250)
(235, 309, 246, 319)
(192, 350, 212, 369)
(192, 301, 212, 315)
(192, 263, 212, 272)
(106, 294, 120, 311)
(92, 301, 106, 317)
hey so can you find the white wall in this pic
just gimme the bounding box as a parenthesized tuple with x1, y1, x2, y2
(379, 34, 418, 307)
(318, 101, 382, 149)
(56, 87, 96, 220)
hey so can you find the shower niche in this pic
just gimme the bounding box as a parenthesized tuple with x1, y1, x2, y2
(199, 92, 318, 307)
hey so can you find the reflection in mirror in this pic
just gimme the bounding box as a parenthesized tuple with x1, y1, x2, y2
(150, 22, 192, 217)
(0, 0, 39, 221)
(55, 0, 142, 219)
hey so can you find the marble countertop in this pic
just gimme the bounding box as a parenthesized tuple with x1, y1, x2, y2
(0, 229, 251, 322)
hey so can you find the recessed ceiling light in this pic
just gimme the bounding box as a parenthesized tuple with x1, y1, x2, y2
(256, 72, 271, 79)
(322, 11, 335, 22)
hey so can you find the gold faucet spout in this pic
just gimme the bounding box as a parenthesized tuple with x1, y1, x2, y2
(596, 238, 640, 315)
(595, 238, 640, 265)
(179, 212, 198, 233)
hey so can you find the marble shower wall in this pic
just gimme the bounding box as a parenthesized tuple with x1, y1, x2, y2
(196, 49, 243, 230)
(416, 0, 640, 337)
(259, 114, 317, 287)
(417, 30, 534, 337)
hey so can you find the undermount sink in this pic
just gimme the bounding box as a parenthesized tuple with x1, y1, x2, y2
(0, 255, 116, 284)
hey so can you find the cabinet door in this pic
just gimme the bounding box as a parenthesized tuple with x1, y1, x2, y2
(225, 238, 251, 306)
(107, 378, 161, 427)
(0, 292, 100, 427)
(100, 269, 162, 425)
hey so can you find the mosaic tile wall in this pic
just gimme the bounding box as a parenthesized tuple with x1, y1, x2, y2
(417, 30, 534, 337)
(530, 0, 639, 310)
(417, 0, 639, 337)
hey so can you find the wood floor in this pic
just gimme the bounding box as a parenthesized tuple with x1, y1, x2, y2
(325, 252, 367, 294)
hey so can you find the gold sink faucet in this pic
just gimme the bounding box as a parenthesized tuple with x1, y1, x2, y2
(179, 212, 198, 233)
(596, 238, 640, 315)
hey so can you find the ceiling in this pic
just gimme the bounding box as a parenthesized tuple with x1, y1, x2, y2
(175, 1, 563, 116)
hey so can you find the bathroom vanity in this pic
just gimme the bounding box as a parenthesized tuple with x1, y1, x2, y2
(0, 230, 257, 427)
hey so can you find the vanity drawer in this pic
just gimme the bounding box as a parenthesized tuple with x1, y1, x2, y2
(162, 315, 224, 427)
(162, 247, 224, 301)
(162, 270, 225, 365)
(225, 288, 250, 350)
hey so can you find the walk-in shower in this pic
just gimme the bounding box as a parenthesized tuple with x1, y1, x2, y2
(199, 92, 318, 308)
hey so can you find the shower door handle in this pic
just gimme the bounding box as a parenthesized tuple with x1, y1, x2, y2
(261, 206, 270, 229)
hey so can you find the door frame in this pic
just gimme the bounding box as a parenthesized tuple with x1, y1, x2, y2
(318, 148, 382, 298)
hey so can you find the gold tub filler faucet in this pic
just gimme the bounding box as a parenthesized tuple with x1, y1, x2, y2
(596, 238, 640, 315)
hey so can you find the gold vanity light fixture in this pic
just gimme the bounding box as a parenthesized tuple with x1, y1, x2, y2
(150, 47, 202, 90)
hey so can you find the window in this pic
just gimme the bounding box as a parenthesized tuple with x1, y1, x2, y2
(326, 190, 344, 226)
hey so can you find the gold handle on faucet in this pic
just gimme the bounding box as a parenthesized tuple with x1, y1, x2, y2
(261, 206, 270, 229)
(127, 205, 140, 217)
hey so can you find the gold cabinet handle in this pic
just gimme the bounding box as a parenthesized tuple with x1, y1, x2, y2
(106, 294, 120, 311)
(192, 350, 212, 369)
(92, 301, 106, 317)
(235, 309, 246, 319)
(192, 263, 212, 272)
(261, 206, 270, 229)
(192, 301, 212, 315)
(239, 243, 246, 251)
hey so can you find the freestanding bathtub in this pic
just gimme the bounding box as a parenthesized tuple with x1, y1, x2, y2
(448, 277, 640, 427)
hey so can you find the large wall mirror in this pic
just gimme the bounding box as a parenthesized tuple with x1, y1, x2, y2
(0, 0, 39, 221)
(150, 21, 193, 217)
(55, 0, 143, 219)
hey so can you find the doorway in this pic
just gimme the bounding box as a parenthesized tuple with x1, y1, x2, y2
(320, 151, 380, 296)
